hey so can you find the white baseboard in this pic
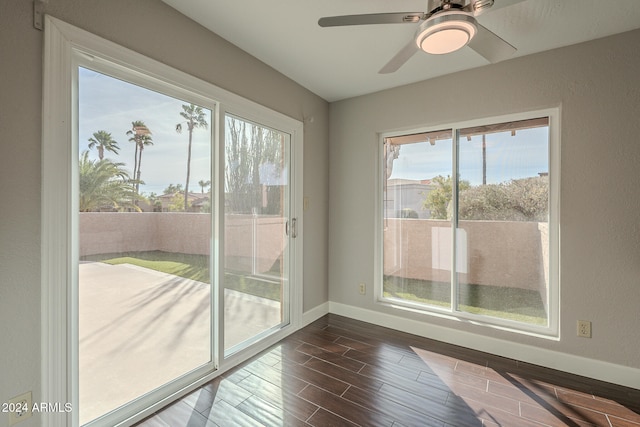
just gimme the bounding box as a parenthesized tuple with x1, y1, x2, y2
(329, 302, 640, 390)
(301, 301, 329, 327)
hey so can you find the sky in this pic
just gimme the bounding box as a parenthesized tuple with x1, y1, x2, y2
(78, 67, 212, 195)
(79, 66, 548, 194)
(389, 127, 549, 186)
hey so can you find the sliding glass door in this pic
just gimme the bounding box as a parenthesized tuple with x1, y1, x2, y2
(77, 67, 214, 425)
(41, 19, 303, 426)
(223, 114, 292, 355)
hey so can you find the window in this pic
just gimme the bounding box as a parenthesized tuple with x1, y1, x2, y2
(380, 112, 559, 335)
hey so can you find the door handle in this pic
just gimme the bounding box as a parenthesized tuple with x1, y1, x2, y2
(286, 218, 298, 238)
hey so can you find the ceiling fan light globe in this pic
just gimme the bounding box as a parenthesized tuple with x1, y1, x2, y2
(420, 28, 470, 54)
(415, 12, 477, 55)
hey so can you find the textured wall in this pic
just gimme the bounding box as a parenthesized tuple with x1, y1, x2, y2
(0, 0, 328, 423)
(79, 213, 286, 274)
(329, 29, 640, 370)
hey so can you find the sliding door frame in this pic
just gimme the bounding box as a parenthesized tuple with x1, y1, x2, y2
(42, 15, 303, 427)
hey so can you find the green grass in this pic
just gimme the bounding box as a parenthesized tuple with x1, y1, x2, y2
(82, 251, 281, 301)
(82, 251, 546, 324)
(384, 275, 548, 325)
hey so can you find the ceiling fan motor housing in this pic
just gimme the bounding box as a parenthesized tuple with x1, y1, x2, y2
(427, 0, 494, 14)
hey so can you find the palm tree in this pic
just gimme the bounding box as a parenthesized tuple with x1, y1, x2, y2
(134, 131, 153, 193)
(126, 121, 142, 182)
(126, 121, 153, 193)
(87, 130, 119, 160)
(78, 151, 140, 212)
(198, 179, 211, 193)
(176, 104, 208, 210)
(163, 183, 184, 195)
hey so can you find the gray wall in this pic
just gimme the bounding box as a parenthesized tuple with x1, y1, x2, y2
(329, 29, 640, 370)
(3, 0, 640, 421)
(0, 0, 328, 422)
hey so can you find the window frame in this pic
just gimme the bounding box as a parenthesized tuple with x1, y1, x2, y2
(42, 15, 304, 427)
(375, 109, 560, 338)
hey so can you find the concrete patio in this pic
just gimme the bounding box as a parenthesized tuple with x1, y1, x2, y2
(78, 261, 281, 425)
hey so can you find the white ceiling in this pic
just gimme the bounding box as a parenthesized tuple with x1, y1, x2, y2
(160, 0, 640, 102)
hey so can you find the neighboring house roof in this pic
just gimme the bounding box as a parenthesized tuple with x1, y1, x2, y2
(157, 192, 210, 210)
(387, 178, 433, 187)
(191, 196, 210, 207)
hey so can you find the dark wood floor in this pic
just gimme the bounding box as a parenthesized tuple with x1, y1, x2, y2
(137, 314, 640, 426)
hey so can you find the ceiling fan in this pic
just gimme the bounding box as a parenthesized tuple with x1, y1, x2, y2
(318, 0, 523, 74)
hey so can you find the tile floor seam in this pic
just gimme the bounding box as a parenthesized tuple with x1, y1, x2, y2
(304, 406, 320, 423)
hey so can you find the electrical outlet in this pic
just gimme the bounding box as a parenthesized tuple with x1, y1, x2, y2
(358, 282, 366, 295)
(7, 391, 32, 425)
(577, 320, 592, 338)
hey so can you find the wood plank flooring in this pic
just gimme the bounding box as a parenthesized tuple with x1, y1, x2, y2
(136, 314, 640, 426)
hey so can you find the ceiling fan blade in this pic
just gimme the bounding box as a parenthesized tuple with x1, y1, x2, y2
(318, 12, 425, 27)
(468, 23, 516, 63)
(379, 39, 419, 74)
